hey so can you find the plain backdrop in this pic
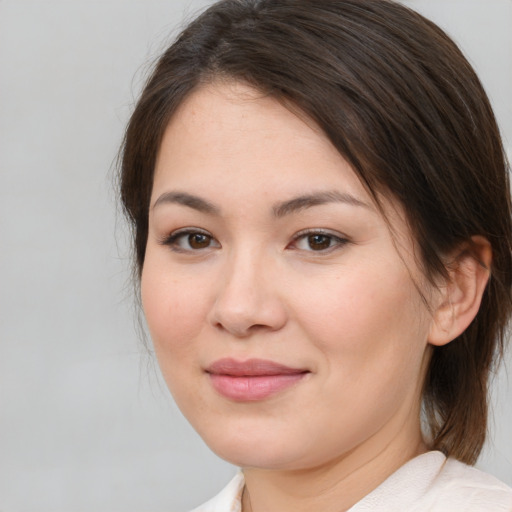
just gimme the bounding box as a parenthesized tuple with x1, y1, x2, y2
(0, 1, 511, 511)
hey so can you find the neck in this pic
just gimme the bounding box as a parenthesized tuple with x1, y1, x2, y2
(242, 423, 427, 512)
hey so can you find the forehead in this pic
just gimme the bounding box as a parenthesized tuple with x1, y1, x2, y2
(158, 82, 412, 230)
(154, 81, 411, 222)
(151, 80, 422, 272)
(154, 81, 366, 197)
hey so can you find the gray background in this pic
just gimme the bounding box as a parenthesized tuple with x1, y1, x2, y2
(0, 1, 510, 511)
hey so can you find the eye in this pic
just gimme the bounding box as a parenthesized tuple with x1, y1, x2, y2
(290, 230, 349, 252)
(160, 228, 220, 252)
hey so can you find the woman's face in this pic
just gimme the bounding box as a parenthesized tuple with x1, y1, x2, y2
(142, 82, 436, 470)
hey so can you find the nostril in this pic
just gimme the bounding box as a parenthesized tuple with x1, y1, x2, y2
(207, 275, 288, 337)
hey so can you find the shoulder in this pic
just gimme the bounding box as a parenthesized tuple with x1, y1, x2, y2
(421, 457, 512, 511)
(350, 451, 512, 512)
(188, 471, 244, 512)
(187, 455, 512, 512)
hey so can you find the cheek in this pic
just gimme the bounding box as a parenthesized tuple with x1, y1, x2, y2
(140, 257, 209, 357)
(140, 260, 214, 412)
(289, 266, 430, 444)
(290, 261, 430, 372)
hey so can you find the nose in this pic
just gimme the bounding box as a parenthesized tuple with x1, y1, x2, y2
(208, 248, 288, 338)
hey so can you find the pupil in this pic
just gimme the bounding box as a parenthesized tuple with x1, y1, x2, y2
(189, 233, 209, 249)
(308, 234, 331, 250)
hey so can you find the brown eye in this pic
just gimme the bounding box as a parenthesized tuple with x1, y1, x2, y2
(307, 234, 333, 250)
(188, 233, 211, 249)
(290, 230, 349, 253)
(161, 229, 220, 252)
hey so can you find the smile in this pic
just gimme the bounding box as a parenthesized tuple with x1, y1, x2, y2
(205, 358, 309, 401)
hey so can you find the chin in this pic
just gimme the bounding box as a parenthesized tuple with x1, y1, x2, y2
(211, 441, 305, 470)
(192, 418, 330, 470)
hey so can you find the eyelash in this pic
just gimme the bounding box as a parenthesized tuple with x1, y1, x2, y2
(159, 228, 219, 252)
(159, 228, 350, 253)
(288, 229, 350, 253)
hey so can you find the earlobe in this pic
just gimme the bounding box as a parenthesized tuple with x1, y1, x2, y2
(428, 236, 492, 347)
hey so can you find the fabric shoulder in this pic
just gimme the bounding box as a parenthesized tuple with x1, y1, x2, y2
(188, 471, 244, 512)
(419, 457, 512, 512)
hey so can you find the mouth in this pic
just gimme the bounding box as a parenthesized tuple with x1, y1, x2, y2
(205, 358, 310, 401)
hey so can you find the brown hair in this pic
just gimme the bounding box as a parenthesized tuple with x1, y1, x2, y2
(119, 0, 512, 464)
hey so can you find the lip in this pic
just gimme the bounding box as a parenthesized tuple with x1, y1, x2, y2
(205, 358, 309, 401)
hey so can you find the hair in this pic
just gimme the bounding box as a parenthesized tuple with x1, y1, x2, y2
(119, 0, 512, 464)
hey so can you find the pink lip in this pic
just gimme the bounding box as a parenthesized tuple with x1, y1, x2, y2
(206, 358, 309, 401)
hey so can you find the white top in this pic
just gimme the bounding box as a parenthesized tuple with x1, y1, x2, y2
(190, 451, 512, 512)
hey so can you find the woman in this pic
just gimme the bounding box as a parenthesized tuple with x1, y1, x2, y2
(119, 0, 512, 510)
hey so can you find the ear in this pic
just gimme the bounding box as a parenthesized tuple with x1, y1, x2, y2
(428, 236, 492, 347)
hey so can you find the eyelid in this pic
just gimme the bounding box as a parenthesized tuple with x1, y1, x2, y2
(158, 227, 349, 253)
(159, 227, 220, 251)
(288, 228, 350, 252)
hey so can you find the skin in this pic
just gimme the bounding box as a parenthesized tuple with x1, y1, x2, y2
(141, 82, 489, 512)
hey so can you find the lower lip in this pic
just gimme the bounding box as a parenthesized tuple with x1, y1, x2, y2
(209, 373, 307, 401)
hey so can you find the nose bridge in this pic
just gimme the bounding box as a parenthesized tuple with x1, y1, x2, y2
(209, 242, 286, 336)
(220, 243, 271, 312)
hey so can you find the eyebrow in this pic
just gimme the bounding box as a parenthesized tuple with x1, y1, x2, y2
(273, 190, 372, 217)
(152, 191, 220, 215)
(152, 189, 371, 217)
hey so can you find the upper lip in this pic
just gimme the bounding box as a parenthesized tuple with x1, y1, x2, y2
(206, 358, 308, 376)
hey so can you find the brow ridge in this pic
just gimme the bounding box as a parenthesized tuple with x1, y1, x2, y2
(152, 191, 220, 215)
(273, 190, 370, 218)
(152, 189, 370, 218)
